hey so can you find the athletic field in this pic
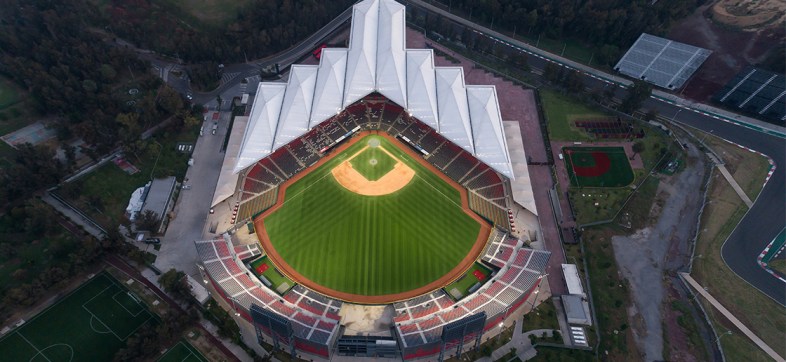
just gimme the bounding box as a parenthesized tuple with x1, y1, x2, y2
(0, 273, 155, 361)
(158, 340, 208, 362)
(260, 135, 484, 300)
(563, 146, 634, 187)
(249, 256, 294, 295)
(444, 262, 492, 300)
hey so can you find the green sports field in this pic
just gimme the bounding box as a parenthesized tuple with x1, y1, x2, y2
(563, 146, 634, 187)
(0, 272, 155, 361)
(249, 256, 294, 295)
(262, 135, 483, 297)
(158, 340, 208, 362)
(444, 262, 492, 300)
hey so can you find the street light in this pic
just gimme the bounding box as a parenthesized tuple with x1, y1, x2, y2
(229, 296, 241, 317)
(496, 322, 505, 343)
(715, 330, 732, 344)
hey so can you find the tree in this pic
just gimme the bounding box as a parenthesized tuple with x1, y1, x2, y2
(620, 81, 652, 114)
(158, 269, 193, 303)
(644, 110, 658, 122)
(135, 210, 160, 232)
(631, 141, 645, 160)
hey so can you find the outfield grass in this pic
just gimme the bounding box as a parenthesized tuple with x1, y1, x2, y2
(443, 262, 491, 300)
(540, 90, 609, 141)
(563, 146, 634, 187)
(693, 173, 786, 362)
(263, 135, 482, 296)
(349, 146, 396, 181)
(158, 340, 208, 362)
(0, 273, 155, 361)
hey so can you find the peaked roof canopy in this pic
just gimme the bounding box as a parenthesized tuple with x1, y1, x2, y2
(235, 0, 514, 179)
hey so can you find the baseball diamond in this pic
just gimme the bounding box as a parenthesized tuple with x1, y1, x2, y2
(254, 133, 491, 304)
(563, 146, 635, 187)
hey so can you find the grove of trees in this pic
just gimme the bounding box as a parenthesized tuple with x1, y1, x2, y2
(433, 0, 703, 67)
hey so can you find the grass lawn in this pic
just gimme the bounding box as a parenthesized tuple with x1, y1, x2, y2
(530, 346, 596, 361)
(0, 77, 22, 110)
(58, 125, 197, 230)
(0, 272, 155, 361)
(349, 146, 397, 181)
(156, 0, 251, 28)
(520, 298, 559, 332)
(571, 230, 640, 360)
(158, 340, 208, 362)
(249, 256, 294, 294)
(769, 258, 786, 275)
(540, 90, 609, 141)
(443, 262, 491, 300)
(700, 129, 772, 200)
(263, 135, 482, 296)
(692, 172, 786, 362)
(563, 146, 634, 187)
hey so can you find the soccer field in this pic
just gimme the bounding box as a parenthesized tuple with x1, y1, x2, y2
(564, 146, 634, 187)
(158, 340, 208, 362)
(260, 135, 484, 299)
(0, 272, 154, 361)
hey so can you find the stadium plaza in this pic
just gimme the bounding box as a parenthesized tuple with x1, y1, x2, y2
(195, 0, 552, 359)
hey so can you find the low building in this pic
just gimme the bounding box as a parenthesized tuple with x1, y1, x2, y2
(562, 294, 592, 326)
(139, 176, 177, 234)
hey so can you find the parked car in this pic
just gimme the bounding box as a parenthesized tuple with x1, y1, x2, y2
(144, 238, 161, 244)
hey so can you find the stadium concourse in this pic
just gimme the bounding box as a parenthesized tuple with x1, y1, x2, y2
(197, 0, 551, 359)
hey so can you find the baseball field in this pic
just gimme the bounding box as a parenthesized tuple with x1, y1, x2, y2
(563, 146, 634, 187)
(256, 133, 489, 303)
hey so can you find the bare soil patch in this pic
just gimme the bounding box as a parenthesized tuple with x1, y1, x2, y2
(667, 3, 785, 101)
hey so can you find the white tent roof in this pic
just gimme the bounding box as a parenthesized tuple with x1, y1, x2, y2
(234, 0, 516, 181)
(273, 65, 318, 149)
(234, 83, 286, 173)
(310, 49, 348, 128)
(406, 50, 439, 131)
(375, 0, 407, 108)
(435, 68, 474, 154)
(467, 86, 513, 178)
(343, 0, 378, 107)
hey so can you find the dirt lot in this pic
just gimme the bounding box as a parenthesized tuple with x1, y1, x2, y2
(667, 2, 785, 101)
(711, 0, 786, 29)
(611, 143, 707, 361)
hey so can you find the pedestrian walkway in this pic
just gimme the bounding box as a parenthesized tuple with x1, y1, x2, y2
(680, 273, 785, 362)
(42, 192, 106, 238)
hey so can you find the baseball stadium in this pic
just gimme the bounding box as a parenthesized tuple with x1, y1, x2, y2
(195, 0, 550, 359)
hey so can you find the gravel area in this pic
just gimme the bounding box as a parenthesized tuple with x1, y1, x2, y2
(611, 144, 706, 361)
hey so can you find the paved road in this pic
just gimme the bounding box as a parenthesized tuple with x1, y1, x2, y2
(407, 0, 786, 306)
(155, 110, 231, 279)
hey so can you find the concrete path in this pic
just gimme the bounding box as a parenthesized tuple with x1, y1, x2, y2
(706, 152, 754, 207)
(680, 273, 785, 362)
(42, 192, 106, 238)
